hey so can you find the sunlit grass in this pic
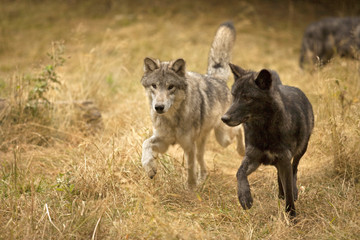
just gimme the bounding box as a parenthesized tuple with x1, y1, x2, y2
(0, 0, 359, 239)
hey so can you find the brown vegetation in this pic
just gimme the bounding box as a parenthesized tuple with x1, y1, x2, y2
(0, 0, 359, 239)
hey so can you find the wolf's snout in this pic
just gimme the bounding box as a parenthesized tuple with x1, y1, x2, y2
(155, 104, 165, 113)
(221, 114, 231, 124)
(222, 114, 241, 127)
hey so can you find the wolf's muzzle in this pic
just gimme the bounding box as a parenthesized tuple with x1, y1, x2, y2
(154, 104, 165, 114)
(221, 114, 232, 125)
(221, 114, 244, 127)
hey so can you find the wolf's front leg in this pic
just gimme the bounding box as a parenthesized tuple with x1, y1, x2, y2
(236, 156, 260, 210)
(141, 135, 169, 179)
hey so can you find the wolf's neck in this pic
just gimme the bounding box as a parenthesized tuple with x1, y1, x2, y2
(152, 110, 180, 128)
(247, 101, 287, 130)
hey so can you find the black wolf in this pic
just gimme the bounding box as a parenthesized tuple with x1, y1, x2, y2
(299, 17, 360, 68)
(221, 63, 314, 218)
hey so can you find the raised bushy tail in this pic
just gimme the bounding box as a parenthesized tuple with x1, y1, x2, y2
(207, 21, 236, 80)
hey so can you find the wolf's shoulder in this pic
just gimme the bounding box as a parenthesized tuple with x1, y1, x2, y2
(278, 85, 309, 102)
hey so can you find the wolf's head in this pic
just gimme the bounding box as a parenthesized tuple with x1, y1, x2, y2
(141, 57, 187, 115)
(221, 63, 282, 127)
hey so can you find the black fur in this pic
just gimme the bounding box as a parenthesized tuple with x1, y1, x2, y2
(299, 17, 360, 68)
(222, 63, 314, 218)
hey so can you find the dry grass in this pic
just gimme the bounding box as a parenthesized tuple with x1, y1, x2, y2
(0, 0, 359, 239)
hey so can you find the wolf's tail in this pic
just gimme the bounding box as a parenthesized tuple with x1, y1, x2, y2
(207, 21, 236, 80)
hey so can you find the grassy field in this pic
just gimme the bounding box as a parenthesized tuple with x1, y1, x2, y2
(1, 0, 360, 239)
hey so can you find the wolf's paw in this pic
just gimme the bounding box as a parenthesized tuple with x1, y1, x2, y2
(238, 190, 253, 210)
(278, 187, 285, 199)
(147, 168, 157, 179)
(187, 177, 198, 191)
(197, 171, 208, 184)
(288, 208, 297, 219)
(143, 161, 157, 179)
(187, 182, 197, 191)
(278, 192, 285, 200)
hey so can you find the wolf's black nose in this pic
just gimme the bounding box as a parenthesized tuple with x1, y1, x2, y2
(155, 104, 165, 113)
(221, 114, 230, 123)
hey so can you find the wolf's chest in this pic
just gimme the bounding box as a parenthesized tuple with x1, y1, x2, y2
(245, 126, 285, 165)
(261, 151, 279, 165)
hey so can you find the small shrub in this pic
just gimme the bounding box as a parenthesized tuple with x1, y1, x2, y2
(0, 42, 65, 147)
(326, 77, 360, 183)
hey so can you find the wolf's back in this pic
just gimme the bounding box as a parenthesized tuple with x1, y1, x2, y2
(207, 22, 236, 80)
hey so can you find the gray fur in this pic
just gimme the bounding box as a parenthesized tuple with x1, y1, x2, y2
(222, 63, 314, 218)
(299, 17, 360, 68)
(141, 22, 245, 188)
(207, 22, 236, 79)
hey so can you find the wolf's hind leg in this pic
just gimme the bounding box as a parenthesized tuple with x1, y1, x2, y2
(185, 147, 197, 190)
(277, 171, 285, 199)
(236, 125, 245, 156)
(292, 143, 308, 201)
(196, 136, 208, 184)
(214, 123, 234, 148)
(276, 151, 296, 218)
(141, 135, 169, 179)
(215, 124, 245, 156)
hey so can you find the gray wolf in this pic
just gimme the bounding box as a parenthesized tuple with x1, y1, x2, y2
(299, 17, 360, 68)
(221, 63, 314, 218)
(140, 22, 245, 188)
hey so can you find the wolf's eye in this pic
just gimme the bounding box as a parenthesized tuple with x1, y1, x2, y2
(151, 84, 157, 89)
(168, 85, 175, 90)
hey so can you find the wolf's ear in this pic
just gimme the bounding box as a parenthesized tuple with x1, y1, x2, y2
(144, 57, 160, 73)
(255, 69, 272, 90)
(229, 63, 246, 79)
(170, 58, 186, 77)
